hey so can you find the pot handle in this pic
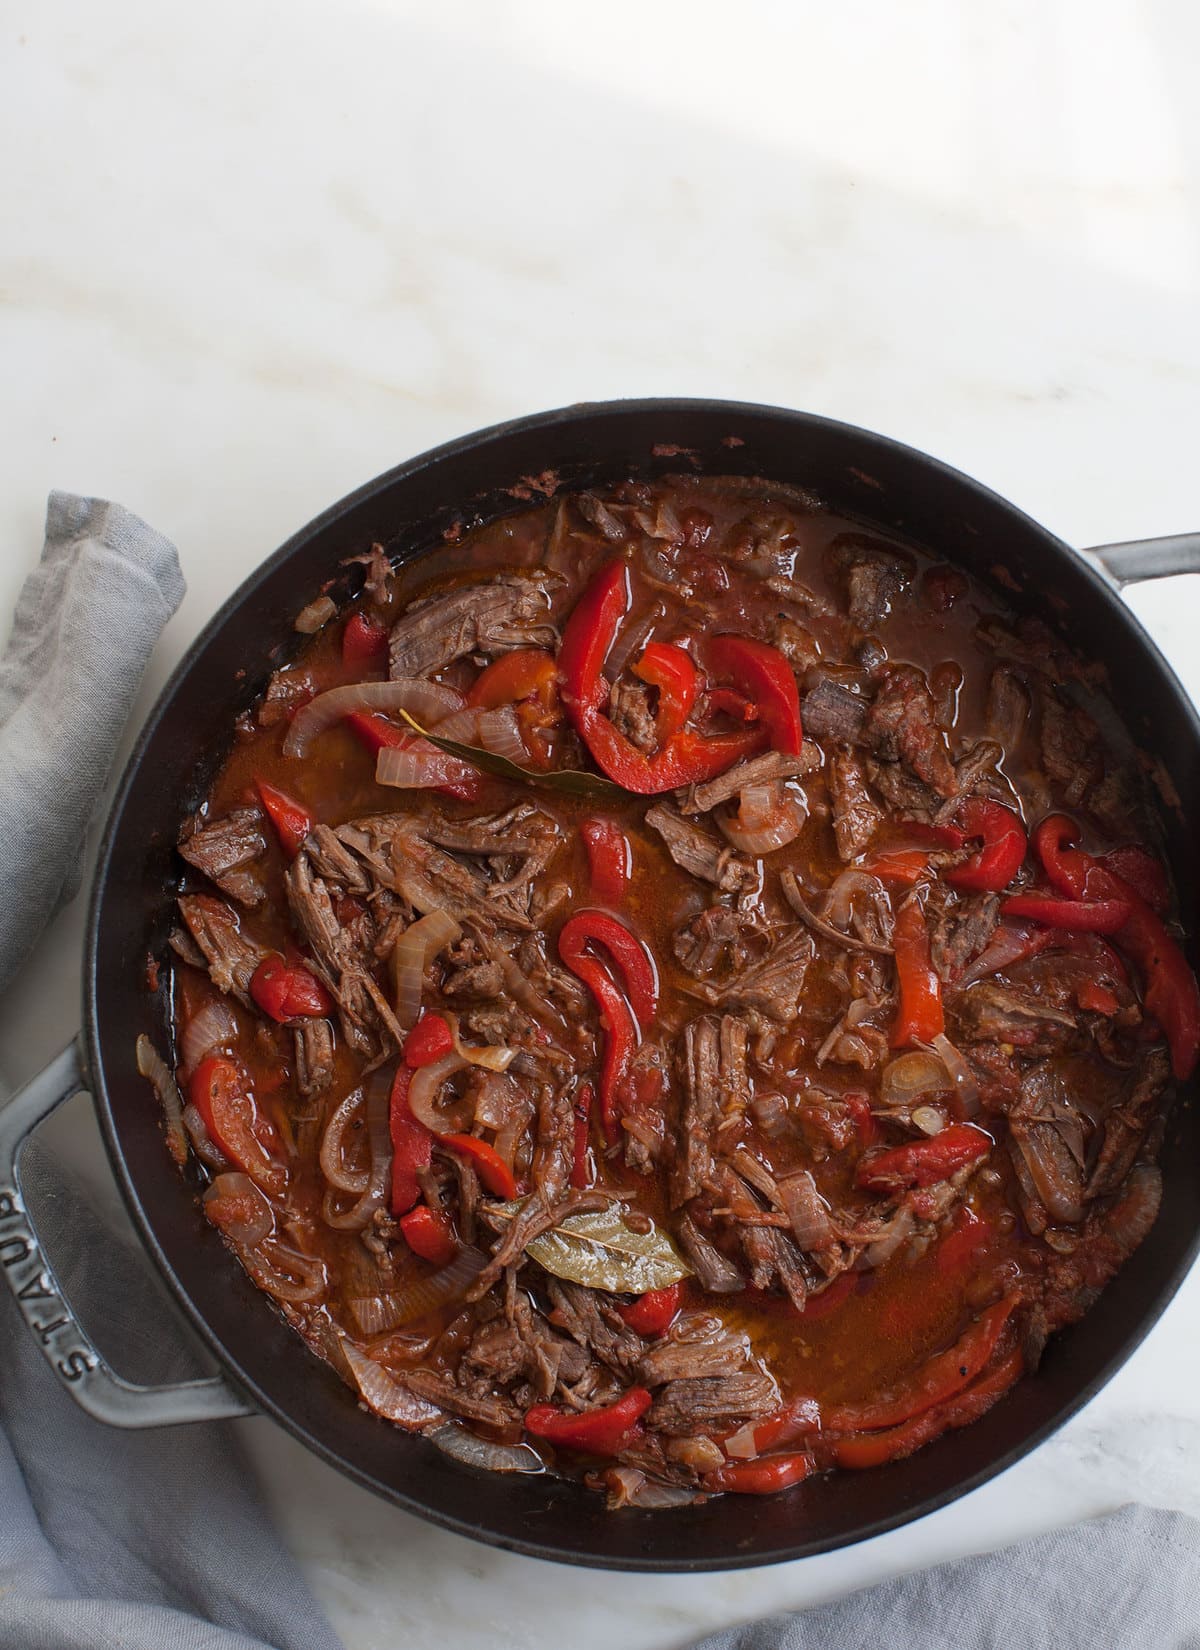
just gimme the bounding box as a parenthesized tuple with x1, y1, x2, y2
(0, 1038, 256, 1427)
(1084, 532, 1200, 587)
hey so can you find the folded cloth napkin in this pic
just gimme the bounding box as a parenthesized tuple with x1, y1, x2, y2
(688, 1502, 1200, 1650)
(0, 494, 343, 1650)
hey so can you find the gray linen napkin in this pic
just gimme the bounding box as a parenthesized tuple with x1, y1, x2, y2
(688, 1503, 1200, 1649)
(0, 494, 343, 1650)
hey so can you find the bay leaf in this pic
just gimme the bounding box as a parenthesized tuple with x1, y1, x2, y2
(398, 710, 625, 799)
(491, 1199, 692, 1293)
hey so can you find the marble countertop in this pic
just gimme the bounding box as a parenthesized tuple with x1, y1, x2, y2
(5, 2, 1200, 1644)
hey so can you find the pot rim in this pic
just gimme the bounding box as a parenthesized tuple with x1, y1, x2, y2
(80, 397, 1200, 1569)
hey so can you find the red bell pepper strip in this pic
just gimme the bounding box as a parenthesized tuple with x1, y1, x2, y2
(580, 818, 632, 905)
(403, 1012, 454, 1069)
(824, 1345, 1024, 1470)
(856, 1123, 992, 1193)
(578, 714, 766, 793)
(1100, 845, 1170, 914)
(558, 560, 630, 720)
(467, 647, 558, 710)
(559, 944, 637, 1146)
(616, 1281, 682, 1337)
(861, 848, 933, 887)
(632, 641, 699, 741)
(890, 898, 944, 1047)
(570, 1082, 594, 1189)
(705, 1452, 815, 1495)
(559, 910, 658, 1029)
(341, 611, 389, 669)
(822, 1296, 1017, 1434)
(525, 1387, 652, 1455)
(944, 799, 1026, 893)
(399, 1204, 458, 1266)
(738, 1397, 823, 1457)
(388, 1067, 433, 1216)
(189, 1056, 284, 1193)
(344, 711, 481, 802)
(707, 633, 803, 756)
(256, 779, 313, 858)
(1001, 893, 1132, 934)
(442, 1133, 518, 1200)
(1035, 815, 1200, 1079)
(705, 686, 758, 723)
(249, 955, 333, 1022)
(558, 561, 766, 792)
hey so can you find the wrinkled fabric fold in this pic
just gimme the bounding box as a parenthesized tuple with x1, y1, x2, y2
(688, 1503, 1200, 1650)
(0, 495, 343, 1649)
(0, 492, 185, 990)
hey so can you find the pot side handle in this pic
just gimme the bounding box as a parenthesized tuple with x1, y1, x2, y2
(0, 1039, 255, 1427)
(1084, 532, 1200, 587)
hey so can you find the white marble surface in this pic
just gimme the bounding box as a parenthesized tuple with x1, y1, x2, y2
(4, 1, 1200, 1643)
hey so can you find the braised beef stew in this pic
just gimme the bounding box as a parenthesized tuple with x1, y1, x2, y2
(143, 475, 1199, 1508)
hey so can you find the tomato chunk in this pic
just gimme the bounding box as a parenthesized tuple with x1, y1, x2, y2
(399, 1205, 458, 1266)
(189, 1056, 283, 1193)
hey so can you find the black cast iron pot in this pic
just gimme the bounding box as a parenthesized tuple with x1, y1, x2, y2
(2, 399, 1198, 1570)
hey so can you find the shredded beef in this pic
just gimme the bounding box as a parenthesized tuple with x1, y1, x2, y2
(178, 809, 267, 907)
(177, 893, 268, 1005)
(865, 665, 957, 797)
(388, 574, 557, 678)
(801, 676, 868, 745)
(953, 981, 1081, 1054)
(830, 749, 883, 860)
(636, 1316, 754, 1386)
(648, 1370, 779, 1434)
(986, 666, 1031, 748)
(1040, 693, 1103, 806)
(608, 678, 658, 753)
(828, 536, 913, 628)
(293, 1018, 335, 1099)
(677, 1214, 745, 1294)
(645, 803, 756, 893)
(680, 749, 818, 815)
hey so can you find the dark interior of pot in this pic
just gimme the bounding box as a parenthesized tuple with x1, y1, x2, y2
(84, 400, 1200, 1568)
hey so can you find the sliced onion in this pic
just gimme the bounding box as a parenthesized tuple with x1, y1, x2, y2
(432, 704, 527, 764)
(294, 595, 337, 634)
(376, 739, 480, 791)
(957, 920, 1044, 989)
(780, 870, 891, 956)
(242, 1239, 327, 1303)
(431, 1421, 545, 1474)
(321, 1072, 392, 1231)
(348, 1245, 488, 1333)
(136, 1034, 187, 1165)
(723, 1420, 761, 1460)
(341, 1340, 444, 1428)
(391, 910, 463, 1030)
(880, 1051, 951, 1105)
(826, 869, 888, 930)
(407, 1052, 473, 1134)
(929, 1031, 981, 1117)
(178, 1000, 238, 1075)
(203, 1172, 273, 1245)
(182, 1102, 228, 1170)
(776, 1170, 835, 1250)
(911, 1105, 945, 1136)
(319, 1088, 370, 1194)
(283, 679, 464, 758)
(446, 1012, 516, 1073)
(863, 1207, 915, 1269)
(718, 783, 808, 856)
